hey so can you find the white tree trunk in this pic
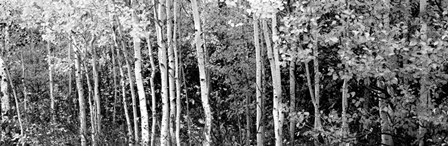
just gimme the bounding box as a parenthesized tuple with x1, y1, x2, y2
(191, 0, 212, 145)
(134, 31, 150, 145)
(173, 0, 181, 145)
(289, 58, 295, 146)
(166, 0, 177, 144)
(47, 42, 55, 122)
(253, 16, 265, 146)
(119, 36, 140, 143)
(147, 37, 157, 146)
(262, 18, 282, 146)
(84, 63, 97, 146)
(118, 48, 134, 144)
(156, 0, 170, 145)
(75, 50, 87, 146)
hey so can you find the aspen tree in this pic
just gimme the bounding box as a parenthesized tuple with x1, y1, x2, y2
(166, 0, 177, 144)
(191, 0, 213, 144)
(131, 0, 150, 142)
(173, 0, 182, 145)
(253, 16, 265, 146)
(156, 0, 171, 144)
(47, 42, 55, 122)
(289, 58, 295, 146)
(74, 43, 87, 146)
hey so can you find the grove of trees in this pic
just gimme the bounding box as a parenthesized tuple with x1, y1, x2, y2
(1, 0, 448, 145)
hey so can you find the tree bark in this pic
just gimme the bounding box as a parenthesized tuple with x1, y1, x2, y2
(146, 36, 157, 146)
(173, 0, 182, 145)
(111, 47, 118, 123)
(166, 0, 177, 144)
(311, 23, 322, 133)
(289, 58, 296, 146)
(88, 35, 101, 142)
(253, 16, 265, 146)
(132, 8, 150, 144)
(121, 39, 140, 144)
(156, 0, 170, 144)
(75, 49, 87, 146)
(418, 0, 428, 146)
(191, 0, 212, 145)
(118, 47, 134, 144)
(5, 67, 24, 140)
(341, 77, 348, 143)
(262, 18, 282, 146)
(84, 62, 97, 146)
(380, 0, 394, 145)
(47, 42, 55, 122)
(378, 80, 393, 146)
(246, 94, 251, 146)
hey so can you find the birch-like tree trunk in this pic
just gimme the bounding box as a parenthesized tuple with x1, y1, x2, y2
(156, 0, 171, 144)
(380, 0, 394, 145)
(311, 21, 322, 133)
(173, 0, 182, 145)
(84, 62, 97, 146)
(262, 18, 282, 146)
(5, 67, 24, 140)
(191, 0, 212, 144)
(74, 48, 87, 146)
(111, 47, 118, 123)
(166, 0, 177, 144)
(146, 37, 157, 146)
(117, 47, 134, 144)
(116, 38, 140, 145)
(90, 35, 102, 143)
(132, 8, 150, 145)
(341, 77, 348, 143)
(289, 58, 296, 146)
(253, 16, 265, 146)
(1, 26, 10, 142)
(149, 1, 159, 145)
(418, 0, 428, 145)
(246, 94, 252, 146)
(47, 42, 55, 122)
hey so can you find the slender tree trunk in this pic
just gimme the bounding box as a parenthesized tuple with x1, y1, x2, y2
(22, 48, 28, 113)
(147, 37, 157, 146)
(191, 0, 212, 145)
(246, 94, 251, 146)
(48, 42, 55, 122)
(1, 28, 10, 140)
(418, 0, 427, 145)
(173, 0, 182, 144)
(118, 47, 134, 144)
(84, 63, 97, 146)
(155, 0, 171, 144)
(149, 1, 160, 145)
(90, 37, 101, 144)
(75, 50, 87, 146)
(68, 41, 72, 99)
(289, 58, 296, 146)
(166, 0, 177, 144)
(5, 68, 24, 139)
(111, 47, 118, 123)
(311, 26, 322, 133)
(378, 80, 393, 146)
(182, 64, 191, 146)
(262, 18, 282, 146)
(254, 16, 265, 146)
(341, 77, 348, 144)
(132, 10, 150, 145)
(121, 39, 140, 143)
(380, 0, 394, 145)
(21, 48, 28, 145)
